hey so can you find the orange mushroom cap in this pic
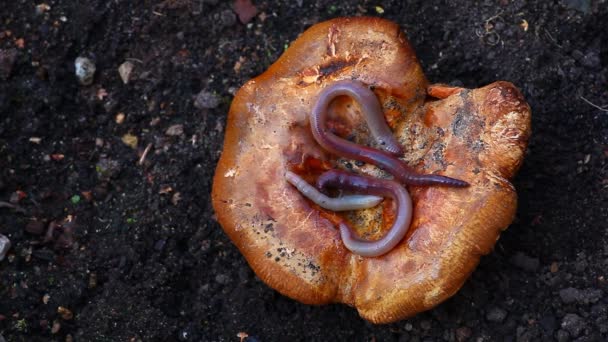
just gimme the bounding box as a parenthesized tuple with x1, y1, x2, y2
(212, 17, 531, 323)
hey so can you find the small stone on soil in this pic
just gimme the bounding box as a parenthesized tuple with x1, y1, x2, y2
(486, 307, 508, 322)
(118, 61, 134, 84)
(74, 57, 96, 85)
(215, 274, 230, 285)
(561, 313, 585, 337)
(194, 90, 220, 109)
(165, 124, 184, 136)
(0, 234, 11, 261)
(559, 287, 603, 304)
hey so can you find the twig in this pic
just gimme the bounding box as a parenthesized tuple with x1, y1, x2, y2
(580, 95, 608, 112)
(125, 58, 144, 64)
(544, 28, 563, 49)
(138, 143, 153, 165)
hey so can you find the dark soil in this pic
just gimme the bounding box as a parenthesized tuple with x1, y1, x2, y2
(1, 0, 607, 341)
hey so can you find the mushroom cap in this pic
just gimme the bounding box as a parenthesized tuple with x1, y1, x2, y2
(212, 17, 531, 323)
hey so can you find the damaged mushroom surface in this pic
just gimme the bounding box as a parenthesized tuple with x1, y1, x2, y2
(212, 17, 531, 323)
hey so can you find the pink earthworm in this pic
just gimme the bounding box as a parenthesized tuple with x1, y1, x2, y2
(317, 169, 412, 257)
(310, 80, 469, 187)
(285, 171, 383, 211)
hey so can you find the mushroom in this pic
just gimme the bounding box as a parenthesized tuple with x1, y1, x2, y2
(212, 17, 531, 323)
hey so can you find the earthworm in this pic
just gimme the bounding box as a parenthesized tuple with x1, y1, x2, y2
(313, 80, 403, 155)
(311, 80, 469, 187)
(285, 171, 383, 211)
(317, 169, 412, 257)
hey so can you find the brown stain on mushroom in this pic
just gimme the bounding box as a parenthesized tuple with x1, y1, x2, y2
(212, 17, 531, 323)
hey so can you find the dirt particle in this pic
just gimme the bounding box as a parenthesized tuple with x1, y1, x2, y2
(121, 133, 138, 149)
(215, 274, 231, 285)
(115, 112, 126, 124)
(165, 124, 184, 136)
(88, 273, 97, 289)
(0, 49, 17, 80)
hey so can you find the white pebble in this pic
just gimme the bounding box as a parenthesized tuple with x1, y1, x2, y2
(118, 61, 134, 84)
(0, 234, 11, 261)
(74, 57, 96, 85)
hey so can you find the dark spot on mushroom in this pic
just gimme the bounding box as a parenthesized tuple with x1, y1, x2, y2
(264, 223, 274, 233)
(319, 58, 357, 77)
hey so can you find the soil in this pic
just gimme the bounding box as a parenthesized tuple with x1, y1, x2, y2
(1, 0, 607, 341)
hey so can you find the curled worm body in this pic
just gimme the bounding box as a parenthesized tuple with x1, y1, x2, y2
(313, 80, 403, 155)
(317, 170, 413, 257)
(311, 80, 469, 187)
(285, 171, 383, 211)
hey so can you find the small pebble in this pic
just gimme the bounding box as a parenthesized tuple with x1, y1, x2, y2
(51, 320, 61, 334)
(215, 274, 230, 285)
(561, 313, 585, 337)
(559, 288, 580, 304)
(74, 57, 96, 85)
(194, 90, 220, 109)
(118, 61, 134, 84)
(57, 306, 73, 320)
(115, 112, 125, 124)
(96, 157, 122, 180)
(486, 307, 507, 323)
(0, 234, 11, 261)
(121, 133, 138, 149)
(165, 124, 184, 136)
(35, 3, 51, 15)
(88, 272, 97, 288)
(560, 287, 603, 304)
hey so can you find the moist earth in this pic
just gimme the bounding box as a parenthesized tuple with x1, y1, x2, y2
(0, 0, 607, 341)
